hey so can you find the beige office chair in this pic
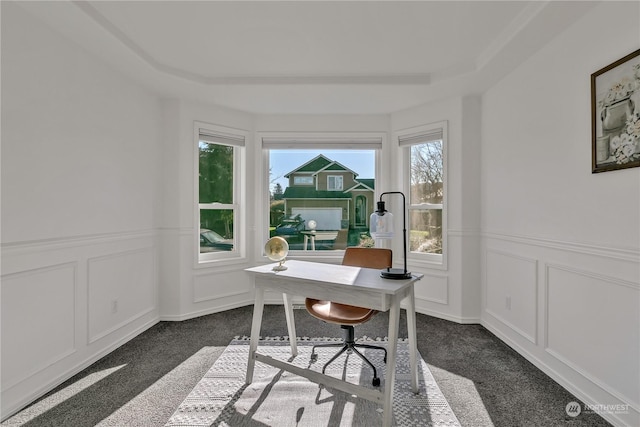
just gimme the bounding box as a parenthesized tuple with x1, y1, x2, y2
(305, 247, 391, 387)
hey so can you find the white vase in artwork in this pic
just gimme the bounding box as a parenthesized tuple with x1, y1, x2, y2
(602, 97, 634, 138)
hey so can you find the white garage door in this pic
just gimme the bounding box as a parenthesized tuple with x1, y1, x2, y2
(292, 208, 342, 230)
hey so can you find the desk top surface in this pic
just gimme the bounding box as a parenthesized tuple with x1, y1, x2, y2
(300, 230, 338, 236)
(245, 259, 422, 295)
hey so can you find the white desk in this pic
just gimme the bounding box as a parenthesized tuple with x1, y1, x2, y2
(245, 260, 423, 427)
(300, 230, 338, 250)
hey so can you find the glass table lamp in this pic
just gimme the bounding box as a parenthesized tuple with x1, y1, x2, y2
(369, 192, 412, 280)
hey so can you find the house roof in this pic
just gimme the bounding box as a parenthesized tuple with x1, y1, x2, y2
(284, 154, 358, 178)
(317, 161, 356, 175)
(347, 178, 376, 191)
(282, 155, 373, 199)
(284, 155, 332, 177)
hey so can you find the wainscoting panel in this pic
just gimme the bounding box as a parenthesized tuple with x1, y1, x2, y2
(1, 231, 159, 420)
(485, 250, 537, 343)
(545, 263, 640, 406)
(1, 263, 77, 390)
(193, 269, 252, 304)
(414, 272, 448, 305)
(481, 232, 640, 427)
(87, 247, 157, 343)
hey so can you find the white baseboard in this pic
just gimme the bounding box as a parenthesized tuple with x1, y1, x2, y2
(159, 299, 254, 322)
(414, 307, 480, 324)
(1, 316, 159, 422)
(481, 318, 637, 427)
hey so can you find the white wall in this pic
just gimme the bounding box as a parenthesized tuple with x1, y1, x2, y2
(480, 2, 640, 426)
(391, 96, 482, 323)
(1, 3, 162, 417)
(158, 100, 255, 320)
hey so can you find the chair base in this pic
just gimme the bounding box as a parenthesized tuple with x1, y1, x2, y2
(310, 325, 387, 387)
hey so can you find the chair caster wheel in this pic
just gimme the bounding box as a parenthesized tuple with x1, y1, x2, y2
(372, 377, 380, 387)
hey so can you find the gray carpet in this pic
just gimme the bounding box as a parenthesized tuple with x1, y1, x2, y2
(165, 337, 460, 426)
(2, 305, 612, 426)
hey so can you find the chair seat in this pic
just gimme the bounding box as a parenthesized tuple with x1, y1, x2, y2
(305, 298, 376, 325)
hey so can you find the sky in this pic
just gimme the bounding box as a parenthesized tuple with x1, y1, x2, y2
(269, 149, 375, 193)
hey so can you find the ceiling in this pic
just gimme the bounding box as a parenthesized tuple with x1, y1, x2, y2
(16, 1, 597, 115)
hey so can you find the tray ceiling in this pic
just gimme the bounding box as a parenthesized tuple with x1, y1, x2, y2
(15, 1, 597, 114)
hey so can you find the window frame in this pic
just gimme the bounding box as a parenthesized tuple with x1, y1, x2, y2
(398, 121, 448, 268)
(195, 122, 247, 265)
(327, 175, 344, 191)
(259, 132, 385, 261)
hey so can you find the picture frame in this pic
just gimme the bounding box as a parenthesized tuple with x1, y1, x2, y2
(591, 48, 640, 173)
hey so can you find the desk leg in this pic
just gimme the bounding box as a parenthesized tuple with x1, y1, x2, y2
(311, 236, 315, 251)
(383, 296, 401, 427)
(303, 235, 308, 251)
(282, 293, 298, 356)
(406, 288, 419, 393)
(246, 286, 265, 384)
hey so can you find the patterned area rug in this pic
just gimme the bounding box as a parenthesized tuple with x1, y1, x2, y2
(166, 337, 460, 427)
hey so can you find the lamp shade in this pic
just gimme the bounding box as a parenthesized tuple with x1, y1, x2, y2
(369, 210, 394, 240)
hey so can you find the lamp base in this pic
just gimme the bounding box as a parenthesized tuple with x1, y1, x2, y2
(380, 268, 412, 280)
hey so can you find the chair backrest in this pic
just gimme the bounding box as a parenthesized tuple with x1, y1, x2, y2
(341, 247, 392, 269)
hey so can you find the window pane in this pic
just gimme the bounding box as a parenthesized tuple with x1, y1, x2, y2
(269, 149, 375, 251)
(410, 141, 443, 205)
(294, 176, 313, 185)
(200, 209, 234, 252)
(409, 209, 442, 254)
(328, 175, 343, 191)
(199, 142, 233, 204)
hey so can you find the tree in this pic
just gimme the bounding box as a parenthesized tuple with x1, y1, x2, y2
(199, 142, 234, 236)
(410, 141, 443, 204)
(273, 183, 284, 200)
(269, 166, 283, 200)
(199, 142, 233, 203)
(409, 141, 443, 253)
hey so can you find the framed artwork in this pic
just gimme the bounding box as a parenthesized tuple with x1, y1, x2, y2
(591, 48, 640, 173)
